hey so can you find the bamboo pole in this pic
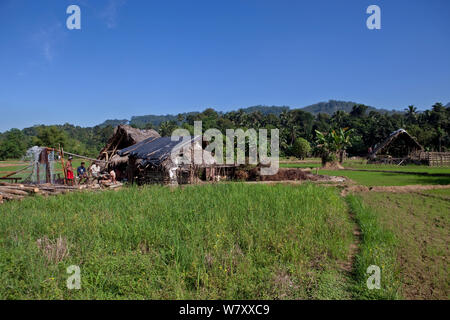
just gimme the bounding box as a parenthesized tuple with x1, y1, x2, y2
(0, 164, 33, 179)
(61, 151, 107, 163)
(59, 144, 67, 185)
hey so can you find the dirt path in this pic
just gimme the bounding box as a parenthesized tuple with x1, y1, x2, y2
(342, 168, 450, 177)
(341, 183, 450, 196)
(339, 210, 362, 275)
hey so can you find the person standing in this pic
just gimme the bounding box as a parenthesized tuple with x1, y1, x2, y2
(65, 157, 74, 186)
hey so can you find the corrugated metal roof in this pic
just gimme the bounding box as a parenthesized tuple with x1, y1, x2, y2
(118, 136, 201, 166)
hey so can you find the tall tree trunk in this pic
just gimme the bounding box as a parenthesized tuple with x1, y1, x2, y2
(339, 150, 344, 164)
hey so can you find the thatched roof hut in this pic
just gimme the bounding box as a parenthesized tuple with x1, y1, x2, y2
(117, 135, 219, 184)
(369, 129, 423, 162)
(97, 125, 160, 167)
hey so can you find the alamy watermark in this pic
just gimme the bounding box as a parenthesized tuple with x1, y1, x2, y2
(65, 4, 381, 31)
(366, 265, 381, 290)
(66, 5, 81, 30)
(170, 121, 279, 175)
(66, 265, 81, 290)
(366, 5, 381, 30)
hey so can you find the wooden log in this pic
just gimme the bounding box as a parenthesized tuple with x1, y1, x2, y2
(0, 188, 29, 196)
(0, 192, 25, 201)
(0, 182, 20, 187)
(0, 185, 40, 194)
(108, 184, 122, 189)
(62, 151, 108, 164)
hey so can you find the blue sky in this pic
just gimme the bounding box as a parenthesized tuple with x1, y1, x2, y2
(0, 0, 449, 132)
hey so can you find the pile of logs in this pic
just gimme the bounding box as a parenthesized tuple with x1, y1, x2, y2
(0, 182, 123, 204)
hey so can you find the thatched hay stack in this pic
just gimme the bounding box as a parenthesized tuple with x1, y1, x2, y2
(97, 125, 160, 167)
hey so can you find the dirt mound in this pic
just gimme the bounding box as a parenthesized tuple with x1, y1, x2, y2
(233, 166, 347, 184)
(234, 169, 249, 181)
(322, 162, 344, 170)
(260, 168, 315, 181)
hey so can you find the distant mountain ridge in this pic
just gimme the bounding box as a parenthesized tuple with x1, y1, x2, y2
(300, 100, 397, 115)
(237, 105, 290, 116)
(99, 119, 129, 128)
(97, 100, 402, 128)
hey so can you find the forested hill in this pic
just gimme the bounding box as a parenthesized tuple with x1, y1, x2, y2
(98, 100, 395, 128)
(99, 119, 129, 128)
(1, 101, 448, 161)
(237, 105, 290, 116)
(99, 106, 290, 128)
(300, 100, 397, 115)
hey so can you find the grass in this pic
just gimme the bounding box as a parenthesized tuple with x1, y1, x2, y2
(1, 157, 448, 300)
(356, 191, 450, 299)
(280, 163, 322, 169)
(0, 183, 355, 299)
(279, 158, 450, 186)
(0, 159, 85, 181)
(421, 188, 450, 197)
(4, 158, 450, 186)
(345, 195, 401, 299)
(341, 163, 450, 174)
(318, 170, 450, 186)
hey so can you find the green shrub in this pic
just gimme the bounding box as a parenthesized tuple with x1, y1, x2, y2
(292, 138, 311, 160)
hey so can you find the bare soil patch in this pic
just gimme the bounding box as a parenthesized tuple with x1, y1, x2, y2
(251, 168, 347, 183)
(322, 162, 344, 170)
(341, 184, 450, 196)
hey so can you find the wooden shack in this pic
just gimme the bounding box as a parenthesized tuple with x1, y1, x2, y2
(117, 135, 229, 184)
(368, 129, 423, 165)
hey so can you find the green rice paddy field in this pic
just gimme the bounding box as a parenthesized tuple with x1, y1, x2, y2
(280, 158, 450, 186)
(0, 159, 449, 299)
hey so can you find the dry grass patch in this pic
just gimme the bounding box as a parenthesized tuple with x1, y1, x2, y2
(36, 236, 69, 264)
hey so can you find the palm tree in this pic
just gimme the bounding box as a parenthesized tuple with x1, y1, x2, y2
(331, 110, 347, 128)
(405, 105, 417, 124)
(159, 121, 175, 137)
(280, 111, 297, 145)
(437, 127, 445, 152)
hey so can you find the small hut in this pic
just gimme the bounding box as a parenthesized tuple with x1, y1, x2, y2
(117, 135, 220, 184)
(369, 129, 423, 164)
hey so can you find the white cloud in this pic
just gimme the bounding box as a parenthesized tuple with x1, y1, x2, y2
(101, 0, 127, 29)
(32, 23, 64, 62)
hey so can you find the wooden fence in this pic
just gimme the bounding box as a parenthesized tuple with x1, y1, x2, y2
(411, 152, 450, 166)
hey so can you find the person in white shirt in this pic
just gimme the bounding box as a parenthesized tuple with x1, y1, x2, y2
(109, 170, 116, 183)
(90, 162, 101, 179)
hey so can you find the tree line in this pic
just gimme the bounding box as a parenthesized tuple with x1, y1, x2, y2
(0, 102, 449, 161)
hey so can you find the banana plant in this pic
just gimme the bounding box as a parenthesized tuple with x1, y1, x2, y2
(315, 127, 354, 165)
